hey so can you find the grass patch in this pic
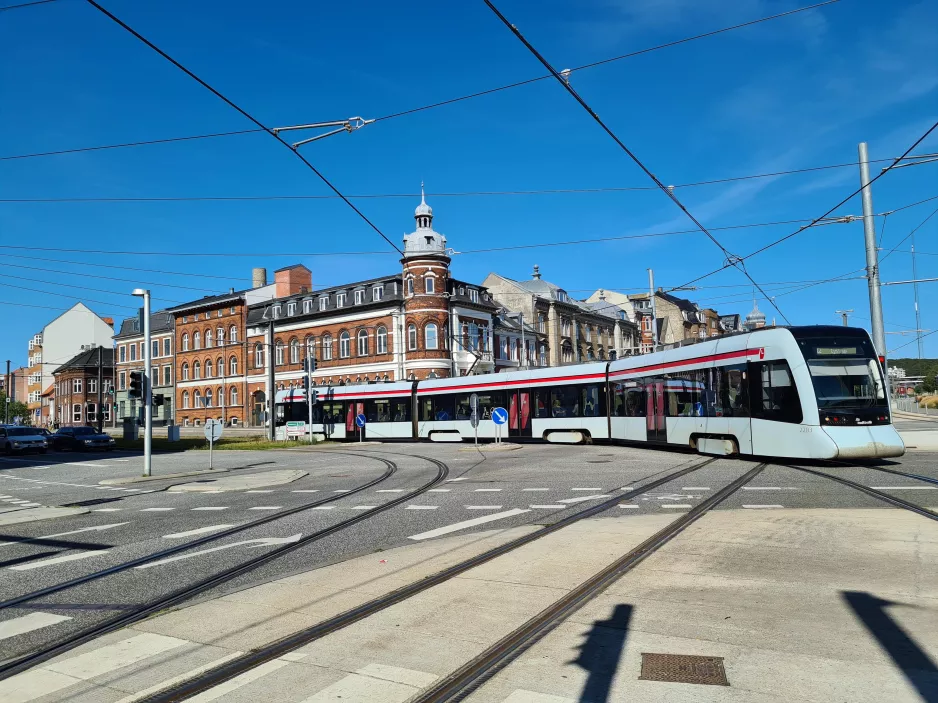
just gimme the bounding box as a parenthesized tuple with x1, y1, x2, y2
(111, 436, 319, 452)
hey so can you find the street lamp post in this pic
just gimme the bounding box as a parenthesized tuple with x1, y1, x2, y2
(132, 289, 152, 477)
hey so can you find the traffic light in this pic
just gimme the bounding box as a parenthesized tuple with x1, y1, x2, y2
(129, 371, 143, 399)
(153, 394, 165, 408)
(310, 390, 319, 405)
(302, 357, 317, 373)
(302, 375, 309, 393)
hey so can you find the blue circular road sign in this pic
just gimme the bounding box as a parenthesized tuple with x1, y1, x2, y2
(356, 414, 367, 428)
(491, 407, 508, 425)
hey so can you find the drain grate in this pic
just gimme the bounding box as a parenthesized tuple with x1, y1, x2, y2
(639, 653, 729, 686)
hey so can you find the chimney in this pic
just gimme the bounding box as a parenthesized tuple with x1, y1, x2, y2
(657, 287, 663, 293)
(229, 287, 235, 294)
(274, 265, 312, 298)
(252, 268, 268, 288)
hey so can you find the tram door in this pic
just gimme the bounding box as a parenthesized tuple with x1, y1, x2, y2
(646, 381, 667, 443)
(346, 402, 365, 440)
(508, 391, 532, 438)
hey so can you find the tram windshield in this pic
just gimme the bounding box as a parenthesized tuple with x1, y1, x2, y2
(795, 333, 886, 409)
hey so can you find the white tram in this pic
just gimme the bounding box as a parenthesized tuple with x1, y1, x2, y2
(274, 326, 904, 460)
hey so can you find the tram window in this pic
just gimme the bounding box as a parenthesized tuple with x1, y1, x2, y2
(613, 383, 645, 417)
(420, 395, 455, 421)
(752, 360, 802, 423)
(721, 364, 749, 418)
(390, 400, 411, 422)
(365, 399, 391, 423)
(581, 385, 603, 417)
(455, 396, 472, 420)
(665, 371, 702, 417)
(550, 386, 579, 418)
(534, 389, 550, 418)
(319, 401, 344, 425)
(477, 393, 504, 420)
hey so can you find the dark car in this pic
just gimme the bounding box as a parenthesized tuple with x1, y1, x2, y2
(0, 426, 48, 454)
(51, 426, 116, 452)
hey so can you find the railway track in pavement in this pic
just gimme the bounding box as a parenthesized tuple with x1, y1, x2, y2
(0, 451, 449, 677)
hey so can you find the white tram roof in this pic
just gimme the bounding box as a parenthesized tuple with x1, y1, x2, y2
(416, 362, 610, 396)
(315, 381, 414, 400)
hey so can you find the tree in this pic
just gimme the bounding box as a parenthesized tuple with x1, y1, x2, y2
(0, 392, 29, 424)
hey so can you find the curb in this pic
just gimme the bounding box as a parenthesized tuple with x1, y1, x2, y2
(99, 468, 231, 486)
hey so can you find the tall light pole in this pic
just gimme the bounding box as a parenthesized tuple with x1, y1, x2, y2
(857, 143, 890, 398)
(648, 268, 658, 352)
(132, 289, 152, 477)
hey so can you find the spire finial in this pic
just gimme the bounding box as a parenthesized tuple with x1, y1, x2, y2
(420, 181, 426, 205)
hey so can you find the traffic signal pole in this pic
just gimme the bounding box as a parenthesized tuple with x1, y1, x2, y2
(133, 289, 152, 476)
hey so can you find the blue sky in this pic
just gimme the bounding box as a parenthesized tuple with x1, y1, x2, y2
(1, 0, 936, 369)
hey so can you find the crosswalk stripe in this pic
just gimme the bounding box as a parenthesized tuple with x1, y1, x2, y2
(0, 613, 72, 642)
(405, 505, 438, 510)
(187, 659, 290, 702)
(113, 652, 244, 703)
(529, 504, 566, 509)
(408, 508, 530, 541)
(351, 506, 378, 510)
(557, 494, 611, 504)
(191, 507, 228, 511)
(248, 506, 283, 511)
(661, 504, 692, 509)
(140, 508, 174, 512)
(465, 505, 503, 510)
(10, 550, 110, 571)
(163, 525, 235, 539)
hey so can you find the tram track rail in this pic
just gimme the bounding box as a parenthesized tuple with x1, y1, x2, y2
(134, 455, 723, 702)
(0, 452, 450, 678)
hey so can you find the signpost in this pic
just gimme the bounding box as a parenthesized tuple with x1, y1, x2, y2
(470, 393, 480, 445)
(356, 413, 366, 443)
(204, 419, 223, 469)
(491, 406, 508, 445)
(286, 421, 305, 438)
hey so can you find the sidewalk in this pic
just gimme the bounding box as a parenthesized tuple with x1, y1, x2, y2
(3, 507, 935, 702)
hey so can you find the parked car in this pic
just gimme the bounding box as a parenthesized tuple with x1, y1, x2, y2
(50, 426, 116, 452)
(0, 426, 48, 454)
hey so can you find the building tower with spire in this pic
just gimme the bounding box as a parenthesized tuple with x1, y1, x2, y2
(744, 297, 767, 331)
(401, 184, 453, 379)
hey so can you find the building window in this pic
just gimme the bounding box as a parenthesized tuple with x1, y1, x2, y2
(182, 391, 189, 409)
(152, 340, 160, 358)
(376, 326, 388, 354)
(339, 331, 351, 358)
(181, 363, 189, 381)
(119, 372, 126, 390)
(425, 277, 435, 294)
(163, 366, 172, 386)
(205, 329, 213, 348)
(319, 296, 328, 311)
(205, 389, 213, 408)
(561, 318, 571, 336)
(193, 390, 201, 408)
(287, 302, 296, 316)
(273, 305, 282, 318)
(88, 378, 97, 394)
(193, 361, 201, 379)
(230, 356, 238, 375)
(290, 338, 300, 364)
(182, 333, 189, 351)
(182, 316, 188, 323)
(72, 378, 82, 393)
(425, 323, 439, 350)
(354, 290, 365, 305)
(357, 329, 369, 356)
(103, 403, 111, 422)
(585, 325, 592, 342)
(408, 324, 417, 350)
(230, 387, 238, 406)
(469, 289, 479, 303)
(373, 286, 384, 301)
(230, 306, 236, 314)
(229, 325, 238, 343)
(275, 341, 284, 365)
(336, 293, 346, 308)
(322, 335, 333, 360)
(130, 344, 137, 362)
(406, 278, 414, 295)
(119, 346, 126, 362)
(205, 359, 213, 378)
(303, 300, 312, 314)
(194, 313, 200, 321)
(194, 332, 201, 350)
(163, 338, 171, 356)
(217, 328, 224, 346)
(73, 404, 82, 423)
(87, 403, 96, 423)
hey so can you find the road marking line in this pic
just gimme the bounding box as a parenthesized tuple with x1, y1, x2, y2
(405, 505, 438, 510)
(113, 651, 245, 703)
(522, 488, 549, 491)
(245, 490, 275, 494)
(409, 508, 530, 541)
(618, 486, 635, 490)
(351, 506, 378, 510)
(0, 668, 82, 701)
(529, 504, 566, 509)
(65, 462, 111, 468)
(191, 507, 228, 511)
(0, 613, 72, 642)
(427, 489, 451, 492)
(140, 508, 174, 512)
(661, 504, 692, 509)
(10, 550, 111, 571)
(333, 489, 351, 493)
(474, 488, 502, 492)
(557, 494, 611, 504)
(137, 535, 301, 570)
(618, 504, 640, 509)
(46, 632, 188, 680)
(743, 487, 787, 490)
(570, 488, 602, 491)
(869, 486, 937, 490)
(248, 506, 283, 511)
(312, 506, 335, 510)
(163, 525, 235, 539)
(376, 489, 404, 493)
(447, 477, 469, 482)
(743, 504, 785, 509)
(186, 659, 290, 702)
(93, 508, 123, 512)
(291, 490, 319, 493)
(682, 487, 710, 491)
(465, 505, 504, 510)
(114, 459, 130, 462)
(301, 663, 438, 703)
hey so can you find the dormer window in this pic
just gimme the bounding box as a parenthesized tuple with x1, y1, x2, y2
(303, 300, 312, 314)
(468, 289, 479, 303)
(273, 305, 282, 318)
(459, 287, 465, 296)
(287, 302, 296, 316)
(354, 290, 364, 305)
(336, 293, 346, 308)
(319, 296, 328, 311)
(373, 286, 383, 301)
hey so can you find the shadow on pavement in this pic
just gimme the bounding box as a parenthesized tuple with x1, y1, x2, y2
(569, 603, 634, 703)
(842, 590, 938, 701)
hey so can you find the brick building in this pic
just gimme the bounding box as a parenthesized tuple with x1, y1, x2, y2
(114, 311, 175, 426)
(241, 191, 498, 426)
(51, 347, 114, 428)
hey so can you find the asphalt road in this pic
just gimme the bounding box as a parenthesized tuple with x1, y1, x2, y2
(0, 441, 935, 662)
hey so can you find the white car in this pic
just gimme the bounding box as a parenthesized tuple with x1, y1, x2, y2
(0, 426, 48, 454)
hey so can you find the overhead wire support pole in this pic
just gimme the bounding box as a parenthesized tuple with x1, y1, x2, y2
(858, 142, 889, 398)
(482, 0, 790, 325)
(83, 0, 403, 257)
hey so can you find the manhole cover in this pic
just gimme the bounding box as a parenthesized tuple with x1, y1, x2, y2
(639, 653, 729, 686)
